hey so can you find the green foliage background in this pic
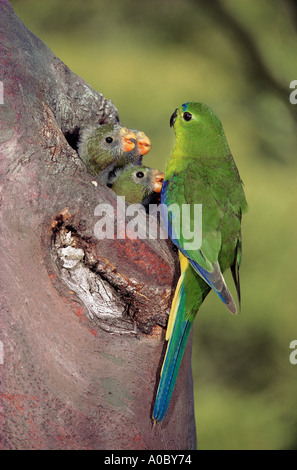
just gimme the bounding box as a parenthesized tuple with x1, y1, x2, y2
(10, 0, 297, 450)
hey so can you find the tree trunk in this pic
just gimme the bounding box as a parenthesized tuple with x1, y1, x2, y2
(0, 0, 196, 450)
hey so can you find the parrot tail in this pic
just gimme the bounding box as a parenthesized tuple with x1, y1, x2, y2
(153, 268, 193, 423)
(188, 258, 237, 315)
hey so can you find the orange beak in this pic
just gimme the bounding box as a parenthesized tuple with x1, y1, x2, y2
(135, 131, 152, 156)
(120, 127, 137, 152)
(153, 171, 164, 193)
(123, 136, 136, 152)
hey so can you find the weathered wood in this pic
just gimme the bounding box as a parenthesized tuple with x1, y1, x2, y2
(0, 0, 196, 449)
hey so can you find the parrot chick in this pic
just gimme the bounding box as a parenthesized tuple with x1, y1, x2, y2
(109, 163, 164, 210)
(153, 101, 247, 424)
(78, 123, 137, 184)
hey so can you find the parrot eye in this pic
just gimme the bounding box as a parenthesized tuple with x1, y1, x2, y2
(105, 136, 113, 143)
(136, 171, 144, 178)
(183, 112, 192, 122)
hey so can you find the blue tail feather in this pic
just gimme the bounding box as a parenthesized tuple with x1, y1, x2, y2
(153, 285, 193, 422)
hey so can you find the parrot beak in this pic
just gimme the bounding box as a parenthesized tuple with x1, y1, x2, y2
(170, 108, 178, 127)
(121, 128, 137, 152)
(123, 137, 136, 152)
(153, 172, 164, 193)
(136, 132, 152, 156)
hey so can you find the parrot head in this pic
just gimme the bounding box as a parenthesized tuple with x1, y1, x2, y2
(83, 123, 136, 160)
(169, 101, 229, 159)
(131, 167, 164, 195)
(111, 164, 164, 205)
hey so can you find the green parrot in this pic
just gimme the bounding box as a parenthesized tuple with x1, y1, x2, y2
(153, 101, 247, 423)
(109, 163, 164, 210)
(78, 123, 151, 184)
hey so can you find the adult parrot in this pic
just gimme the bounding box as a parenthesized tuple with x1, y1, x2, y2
(78, 123, 151, 184)
(110, 163, 164, 210)
(153, 101, 247, 423)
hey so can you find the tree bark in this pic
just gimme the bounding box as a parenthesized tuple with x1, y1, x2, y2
(0, 0, 196, 450)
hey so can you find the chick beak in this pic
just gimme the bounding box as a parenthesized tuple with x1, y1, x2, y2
(123, 130, 137, 152)
(153, 172, 164, 193)
(170, 108, 178, 127)
(137, 135, 152, 156)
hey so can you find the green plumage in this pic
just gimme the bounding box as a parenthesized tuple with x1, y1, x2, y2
(110, 163, 163, 209)
(79, 123, 124, 172)
(153, 101, 247, 423)
(165, 103, 247, 279)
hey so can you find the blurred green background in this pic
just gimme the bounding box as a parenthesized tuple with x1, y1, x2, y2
(10, 0, 297, 450)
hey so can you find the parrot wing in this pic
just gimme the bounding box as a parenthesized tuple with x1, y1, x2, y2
(162, 161, 240, 314)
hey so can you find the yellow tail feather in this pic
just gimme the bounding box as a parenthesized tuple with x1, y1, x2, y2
(165, 252, 189, 341)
